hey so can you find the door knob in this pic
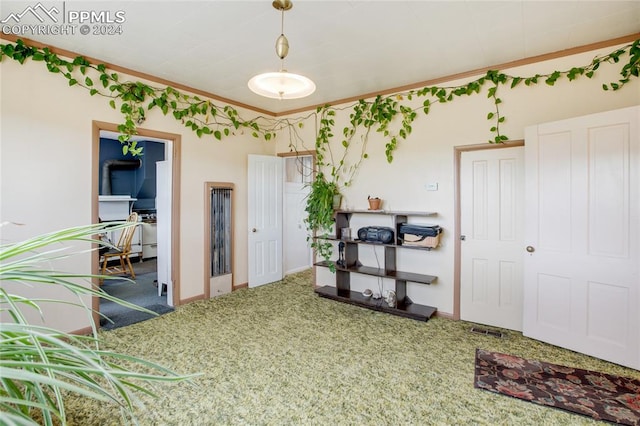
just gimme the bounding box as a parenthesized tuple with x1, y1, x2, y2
(460, 235, 466, 241)
(252, 228, 257, 233)
(526, 246, 535, 253)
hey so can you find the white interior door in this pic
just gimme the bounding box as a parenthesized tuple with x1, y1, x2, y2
(156, 159, 173, 305)
(248, 155, 283, 288)
(460, 147, 525, 331)
(523, 106, 639, 369)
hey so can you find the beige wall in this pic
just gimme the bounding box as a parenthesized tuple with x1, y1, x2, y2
(276, 43, 640, 315)
(1, 41, 638, 330)
(0, 58, 273, 331)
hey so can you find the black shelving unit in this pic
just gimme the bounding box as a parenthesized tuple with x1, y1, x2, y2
(314, 210, 439, 321)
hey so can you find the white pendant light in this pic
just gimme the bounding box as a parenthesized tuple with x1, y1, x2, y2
(248, 0, 315, 100)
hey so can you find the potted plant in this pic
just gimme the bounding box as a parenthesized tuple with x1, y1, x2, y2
(368, 196, 381, 210)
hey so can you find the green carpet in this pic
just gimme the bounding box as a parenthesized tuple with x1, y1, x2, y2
(64, 270, 640, 425)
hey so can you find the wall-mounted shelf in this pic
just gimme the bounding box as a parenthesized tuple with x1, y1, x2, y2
(315, 285, 437, 321)
(315, 235, 437, 251)
(315, 260, 436, 284)
(314, 210, 439, 321)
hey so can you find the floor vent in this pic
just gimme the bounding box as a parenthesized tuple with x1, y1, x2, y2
(470, 327, 505, 338)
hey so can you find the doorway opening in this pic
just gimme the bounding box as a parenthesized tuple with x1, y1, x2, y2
(92, 121, 181, 329)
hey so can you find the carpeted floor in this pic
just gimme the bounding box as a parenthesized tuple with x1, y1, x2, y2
(64, 270, 640, 425)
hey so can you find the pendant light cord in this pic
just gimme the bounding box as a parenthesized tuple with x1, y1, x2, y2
(280, 7, 286, 71)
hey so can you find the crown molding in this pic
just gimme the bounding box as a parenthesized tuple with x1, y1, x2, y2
(2, 32, 639, 118)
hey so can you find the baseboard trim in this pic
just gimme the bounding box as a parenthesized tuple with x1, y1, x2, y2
(71, 326, 94, 336)
(285, 266, 312, 275)
(435, 311, 454, 320)
(180, 294, 204, 304)
(233, 282, 248, 291)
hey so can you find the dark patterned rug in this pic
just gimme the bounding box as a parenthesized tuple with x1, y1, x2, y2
(474, 348, 640, 425)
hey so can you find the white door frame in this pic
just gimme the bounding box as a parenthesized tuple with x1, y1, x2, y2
(91, 121, 182, 323)
(453, 140, 524, 320)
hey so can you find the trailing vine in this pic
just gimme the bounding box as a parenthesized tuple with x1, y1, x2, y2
(0, 39, 280, 155)
(1, 37, 639, 266)
(1, 38, 637, 159)
(308, 39, 638, 194)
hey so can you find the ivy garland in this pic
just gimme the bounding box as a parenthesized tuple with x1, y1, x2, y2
(314, 40, 639, 191)
(0, 38, 637, 159)
(0, 39, 286, 156)
(1, 38, 638, 265)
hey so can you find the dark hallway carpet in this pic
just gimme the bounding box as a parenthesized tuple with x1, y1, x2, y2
(100, 303, 174, 330)
(99, 259, 172, 330)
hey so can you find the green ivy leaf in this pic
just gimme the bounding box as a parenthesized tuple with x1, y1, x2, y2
(545, 71, 561, 86)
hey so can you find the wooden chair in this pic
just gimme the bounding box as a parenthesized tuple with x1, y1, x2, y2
(100, 212, 139, 283)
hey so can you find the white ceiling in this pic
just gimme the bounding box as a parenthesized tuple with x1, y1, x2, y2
(2, 1, 639, 114)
